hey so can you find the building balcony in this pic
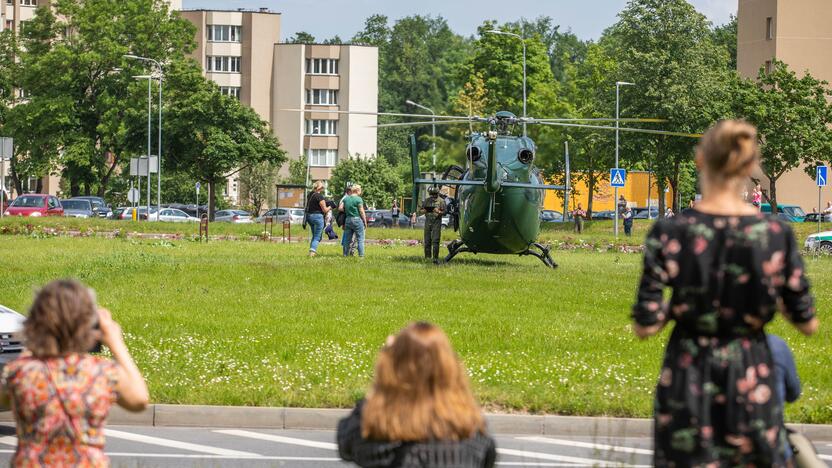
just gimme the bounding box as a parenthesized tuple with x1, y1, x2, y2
(304, 135, 338, 149)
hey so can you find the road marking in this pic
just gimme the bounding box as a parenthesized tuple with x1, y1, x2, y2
(497, 448, 648, 467)
(819, 454, 832, 461)
(0, 436, 16, 447)
(104, 428, 259, 457)
(518, 436, 654, 455)
(214, 429, 338, 450)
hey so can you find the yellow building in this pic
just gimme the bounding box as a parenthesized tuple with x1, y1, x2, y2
(544, 171, 675, 213)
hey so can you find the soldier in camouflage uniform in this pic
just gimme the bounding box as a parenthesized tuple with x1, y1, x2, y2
(420, 186, 446, 263)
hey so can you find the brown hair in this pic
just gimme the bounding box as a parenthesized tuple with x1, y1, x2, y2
(24, 279, 98, 358)
(361, 322, 486, 442)
(697, 120, 760, 181)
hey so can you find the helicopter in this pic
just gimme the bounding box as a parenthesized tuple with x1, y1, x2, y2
(285, 107, 701, 267)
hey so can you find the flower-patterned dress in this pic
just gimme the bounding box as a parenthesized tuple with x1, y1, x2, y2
(633, 210, 815, 467)
(1, 352, 120, 467)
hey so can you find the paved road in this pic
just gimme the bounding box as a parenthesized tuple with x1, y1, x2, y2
(0, 423, 829, 467)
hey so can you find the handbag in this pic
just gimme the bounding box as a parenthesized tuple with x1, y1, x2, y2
(336, 211, 346, 228)
(325, 224, 338, 240)
(786, 427, 826, 468)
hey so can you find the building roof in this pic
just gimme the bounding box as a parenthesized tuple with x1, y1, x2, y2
(275, 42, 378, 48)
(179, 8, 281, 16)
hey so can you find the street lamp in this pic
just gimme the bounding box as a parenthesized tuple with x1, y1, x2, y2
(125, 55, 163, 217)
(405, 99, 436, 170)
(133, 74, 153, 220)
(614, 81, 635, 239)
(485, 29, 527, 136)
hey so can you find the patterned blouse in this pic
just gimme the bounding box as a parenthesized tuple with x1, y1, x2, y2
(633, 210, 815, 467)
(2, 353, 120, 467)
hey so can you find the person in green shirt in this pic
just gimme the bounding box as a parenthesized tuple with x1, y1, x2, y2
(338, 185, 368, 257)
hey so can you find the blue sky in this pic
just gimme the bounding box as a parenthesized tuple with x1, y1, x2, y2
(182, 0, 737, 42)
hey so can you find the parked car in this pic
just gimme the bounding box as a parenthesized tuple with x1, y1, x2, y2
(539, 210, 564, 223)
(804, 212, 832, 223)
(368, 209, 411, 228)
(72, 196, 112, 218)
(256, 207, 304, 224)
(591, 210, 615, 220)
(3, 194, 63, 217)
(633, 207, 660, 219)
(805, 230, 832, 251)
(412, 214, 451, 228)
(761, 203, 806, 222)
(0, 304, 25, 374)
(60, 199, 96, 219)
(115, 206, 157, 220)
(151, 208, 199, 223)
(214, 210, 254, 223)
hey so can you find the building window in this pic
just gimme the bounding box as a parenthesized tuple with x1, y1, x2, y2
(5, 21, 12, 31)
(206, 56, 241, 73)
(765, 60, 773, 74)
(307, 149, 338, 167)
(305, 89, 338, 105)
(306, 119, 337, 136)
(305, 58, 338, 75)
(207, 25, 241, 43)
(220, 86, 241, 99)
(20, 0, 37, 5)
(766, 17, 773, 40)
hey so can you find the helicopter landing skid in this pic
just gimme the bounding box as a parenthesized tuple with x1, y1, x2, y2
(520, 242, 558, 269)
(443, 239, 470, 264)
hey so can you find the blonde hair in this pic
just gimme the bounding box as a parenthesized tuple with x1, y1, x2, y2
(697, 120, 760, 181)
(351, 185, 362, 195)
(312, 181, 325, 192)
(24, 279, 98, 358)
(361, 322, 486, 442)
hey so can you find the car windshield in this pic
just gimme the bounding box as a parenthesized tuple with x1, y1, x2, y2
(291, 210, 304, 216)
(61, 200, 91, 210)
(784, 206, 806, 217)
(11, 196, 45, 208)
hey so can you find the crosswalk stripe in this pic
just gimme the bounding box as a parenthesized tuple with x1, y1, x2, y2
(497, 448, 648, 467)
(0, 436, 16, 447)
(819, 454, 832, 461)
(518, 436, 654, 455)
(215, 429, 338, 450)
(104, 428, 259, 457)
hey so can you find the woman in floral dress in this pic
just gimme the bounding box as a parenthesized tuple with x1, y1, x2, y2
(632, 120, 819, 467)
(0, 280, 149, 467)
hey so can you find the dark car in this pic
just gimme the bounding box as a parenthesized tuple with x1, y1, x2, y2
(369, 209, 410, 228)
(60, 199, 96, 218)
(633, 207, 659, 219)
(539, 210, 564, 223)
(804, 212, 832, 223)
(591, 210, 615, 220)
(72, 196, 112, 218)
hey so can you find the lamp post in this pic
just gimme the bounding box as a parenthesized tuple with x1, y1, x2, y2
(405, 100, 436, 170)
(133, 74, 153, 220)
(125, 55, 163, 217)
(614, 81, 635, 239)
(485, 29, 526, 136)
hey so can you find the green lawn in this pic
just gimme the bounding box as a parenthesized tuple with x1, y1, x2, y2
(0, 234, 829, 423)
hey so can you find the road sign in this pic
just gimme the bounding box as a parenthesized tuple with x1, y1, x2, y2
(610, 168, 626, 188)
(817, 166, 828, 187)
(127, 188, 140, 203)
(195, 182, 201, 191)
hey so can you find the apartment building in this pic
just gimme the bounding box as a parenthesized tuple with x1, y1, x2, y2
(180, 9, 379, 204)
(737, 0, 832, 211)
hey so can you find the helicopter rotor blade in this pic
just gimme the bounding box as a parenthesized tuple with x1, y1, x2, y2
(534, 121, 703, 139)
(373, 119, 478, 129)
(530, 118, 667, 123)
(280, 108, 476, 120)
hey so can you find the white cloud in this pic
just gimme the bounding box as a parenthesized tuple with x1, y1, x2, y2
(690, 0, 738, 24)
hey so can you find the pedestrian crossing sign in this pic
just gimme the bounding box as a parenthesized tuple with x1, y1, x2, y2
(610, 168, 626, 188)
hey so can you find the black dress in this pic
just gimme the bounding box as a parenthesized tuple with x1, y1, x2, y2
(633, 210, 815, 467)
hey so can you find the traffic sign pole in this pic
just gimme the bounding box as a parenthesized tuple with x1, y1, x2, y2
(817, 166, 827, 235)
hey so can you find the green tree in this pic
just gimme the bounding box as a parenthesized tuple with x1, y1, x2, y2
(239, 161, 280, 216)
(280, 155, 308, 186)
(733, 61, 832, 212)
(287, 31, 316, 43)
(712, 15, 737, 70)
(329, 156, 403, 208)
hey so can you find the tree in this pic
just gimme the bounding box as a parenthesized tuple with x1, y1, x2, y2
(329, 156, 404, 208)
(164, 62, 285, 219)
(712, 16, 737, 70)
(607, 0, 732, 215)
(287, 31, 315, 43)
(239, 161, 280, 216)
(280, 155, 308, 185)
(733, 61, 832, 212)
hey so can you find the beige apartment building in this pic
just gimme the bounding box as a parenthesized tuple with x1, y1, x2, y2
(181, 9, 379, 205)
(738, 0, 832, 211)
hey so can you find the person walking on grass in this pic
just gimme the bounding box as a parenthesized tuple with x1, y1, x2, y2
(305, 181, 330, 257)
(572, 203, 586, 234)
(420, 186, 446, 264)
(622, 206, 634, 236)
(337, 322, 496, 467)
(632, 120, 818, 467)
(339, 184, 368, 257)
(0, 279, 149, 467)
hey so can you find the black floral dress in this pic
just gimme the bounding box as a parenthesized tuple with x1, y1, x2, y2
(633, 210, 815, 467)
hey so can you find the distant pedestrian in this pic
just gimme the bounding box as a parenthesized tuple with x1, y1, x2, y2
(0, 280, 149, 466)
(664, 208, 674, 218)
(391, 200, 400, 227)
(622, 206, 633, 236)
(337, 322, 496, 468)
(339, 185, 367, 257)
(338, 186, 354, 254)
(420, 186, 446, 263)
(572, 203, 586, 233)
(632, 120, 818, 467)
(823, 201, 832, 215)
(305, 181, 330, 257)
(752, 184, 763, 210)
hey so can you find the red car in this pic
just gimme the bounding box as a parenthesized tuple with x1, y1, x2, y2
(3, 194, 64, 217)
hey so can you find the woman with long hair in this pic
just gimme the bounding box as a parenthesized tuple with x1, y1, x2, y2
(0, 279, 149, 467)
(337, 322, 496, 467)
(633, 120, 818, 467)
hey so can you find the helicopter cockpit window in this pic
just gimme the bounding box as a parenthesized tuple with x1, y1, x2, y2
(467, 145, 482, 162)
(518, 149, 534, 164)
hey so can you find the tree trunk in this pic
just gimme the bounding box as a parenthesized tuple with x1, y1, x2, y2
(70, 176, 80, 197)
(83, 182, 91, 196)
(586, 172, 595, 218)
(768, 177, 778, 214)
(208, 179, 216, 221)
(671, 159, 680, 214)
(35, 178, 43, 194)
(10, 159, 23, 196)
(657, 178, 666, 218)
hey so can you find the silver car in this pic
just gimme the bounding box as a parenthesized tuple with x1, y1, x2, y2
(150, 208, 199, 223)
(0, 305, 25, 369)
(214, 209, 254, 223)
(61, 199, 96, 218)
(256, 207, 305, 224)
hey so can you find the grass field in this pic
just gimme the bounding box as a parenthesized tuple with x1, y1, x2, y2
(0, 232, 829, 423)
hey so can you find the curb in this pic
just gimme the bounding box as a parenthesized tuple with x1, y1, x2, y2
(6, 405, 827, 439)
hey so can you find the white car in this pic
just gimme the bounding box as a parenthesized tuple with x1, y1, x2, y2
(804, 230, 832, 251)
(214, 210, 254, 223)
(0, 305, 25, 368)
(149, 208, 199, 223)
(256, 208, 305, 224)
